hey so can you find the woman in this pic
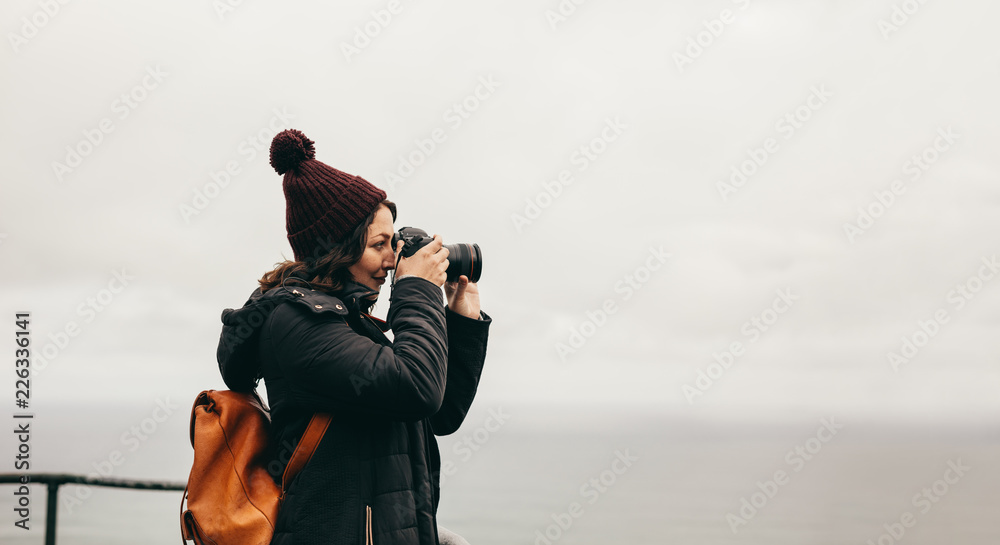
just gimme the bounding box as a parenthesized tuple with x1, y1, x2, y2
(216, 129, 491, 545)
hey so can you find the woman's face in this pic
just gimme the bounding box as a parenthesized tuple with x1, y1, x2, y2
(348, 205, 396, 293)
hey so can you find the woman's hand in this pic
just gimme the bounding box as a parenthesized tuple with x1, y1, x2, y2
(395, 234, 449, 287)
(445, 275, 480, 320)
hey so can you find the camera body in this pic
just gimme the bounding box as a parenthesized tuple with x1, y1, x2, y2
(391, 226, 482, 283)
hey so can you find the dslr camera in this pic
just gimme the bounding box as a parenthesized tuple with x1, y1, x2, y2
(391, 226, 482, 283)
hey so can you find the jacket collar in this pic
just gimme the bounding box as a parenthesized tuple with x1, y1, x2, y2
(341, 281, 382, 316)
(336, 280, 392, 332)
(286, 270, 384, 325)
(341, 280, 392, 332)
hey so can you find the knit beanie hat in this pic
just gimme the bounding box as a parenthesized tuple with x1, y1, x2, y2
(269, 129, 387, 262)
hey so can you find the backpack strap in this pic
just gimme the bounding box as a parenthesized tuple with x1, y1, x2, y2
(279, 412, 333, 501)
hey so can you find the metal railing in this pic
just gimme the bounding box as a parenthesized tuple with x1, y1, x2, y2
(0, 473, 185, 545)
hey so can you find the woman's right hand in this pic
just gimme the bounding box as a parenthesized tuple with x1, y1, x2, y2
(395, 234, 449, 287)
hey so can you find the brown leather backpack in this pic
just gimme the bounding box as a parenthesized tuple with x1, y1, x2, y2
(180, 389, 331, 545)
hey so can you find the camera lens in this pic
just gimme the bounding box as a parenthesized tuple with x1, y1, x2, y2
(444, 242, 482, 283)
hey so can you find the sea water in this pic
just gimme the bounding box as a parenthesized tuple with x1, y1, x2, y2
(0, 403, 997, 544)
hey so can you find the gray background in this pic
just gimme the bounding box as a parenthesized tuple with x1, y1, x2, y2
(1, 0, 998, 543)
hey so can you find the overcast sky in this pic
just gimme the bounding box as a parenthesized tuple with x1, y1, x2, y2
(2, 0, 998, 425)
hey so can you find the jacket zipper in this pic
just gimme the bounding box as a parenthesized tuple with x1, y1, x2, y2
(366, 504, 374, 545)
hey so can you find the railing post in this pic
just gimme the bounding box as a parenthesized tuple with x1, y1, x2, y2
(46, 481, 59, 545)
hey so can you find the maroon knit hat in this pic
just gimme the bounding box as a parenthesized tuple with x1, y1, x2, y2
(269, 129, 387, 262)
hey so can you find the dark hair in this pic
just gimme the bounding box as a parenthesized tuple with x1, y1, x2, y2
(259, 200, 397, 312)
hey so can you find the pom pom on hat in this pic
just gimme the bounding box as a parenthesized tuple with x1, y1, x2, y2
(270, 129, 316, 175)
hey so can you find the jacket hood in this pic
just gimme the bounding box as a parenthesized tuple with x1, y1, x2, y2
(216, 274, 382, 392)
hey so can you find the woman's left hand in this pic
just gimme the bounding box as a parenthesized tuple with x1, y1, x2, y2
(444, 276, 481, 320)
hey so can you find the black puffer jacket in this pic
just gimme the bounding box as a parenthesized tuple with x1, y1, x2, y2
(216, 275, 491, 545)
